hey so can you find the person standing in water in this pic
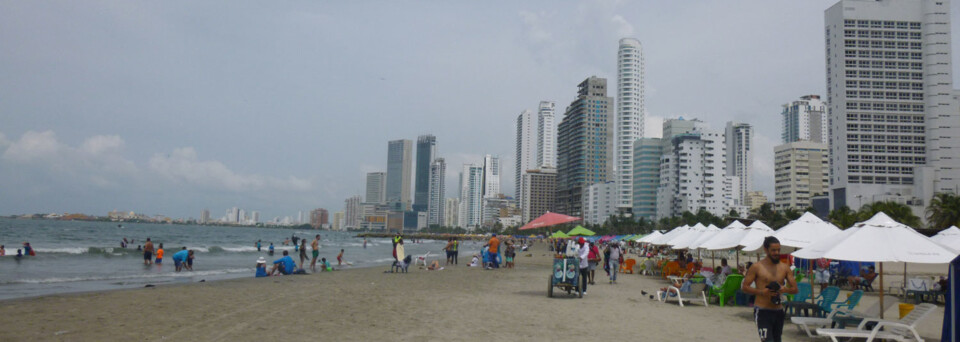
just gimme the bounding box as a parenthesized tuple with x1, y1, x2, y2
(363, 238, 367, 249)
(142, 238, 155, 265)
(155, 244, 164, 265)
(256, 240, 262, 252)
(742, 236, 797, 342)
(337, 249, 344, 266)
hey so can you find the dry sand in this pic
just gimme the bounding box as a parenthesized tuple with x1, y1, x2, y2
(0, 243, 946, 341)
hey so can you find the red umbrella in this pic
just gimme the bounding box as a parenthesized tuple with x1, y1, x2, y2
(519, 212, 581, 230)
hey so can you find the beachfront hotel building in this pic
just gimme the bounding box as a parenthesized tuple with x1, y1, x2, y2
(782, 95, 828, 144)
(725, 121, 753, 206)
(515, 109, 537, 206)
(521, 167, 557, 224)
(427, 158, 446, 226)
(444, 197, 459, 227)
(632, 138, 663, 220)
(656, 118, 735, 218)
(584, 181, 618, 225)
(332, 211, 344, 231)
(344, 195, 361, 229)
(616, 38, 645, 212)
(458, 164, 484, 229)
(365, 172, 386, 205)
(557, 76, 614, 218)
(482, 154, 501, 199)
(825, 0, 960, 216)
(386, 139, 413, 211)
(538, 101, 557, 168)
(775, 141, 830, 210)
(414, 135, 436, 213)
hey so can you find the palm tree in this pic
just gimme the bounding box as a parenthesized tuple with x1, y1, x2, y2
(828, 206, 860, 229)
(926, 193, 960, 230)
(859, 201, 922, 228)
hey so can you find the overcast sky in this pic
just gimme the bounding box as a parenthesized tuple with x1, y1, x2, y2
(3, 1, 960, 220)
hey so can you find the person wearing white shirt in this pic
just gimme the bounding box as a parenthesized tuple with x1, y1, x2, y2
(577, 238, 590, 295)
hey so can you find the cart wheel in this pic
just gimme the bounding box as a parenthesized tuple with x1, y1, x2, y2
(577, 284, 583, 298)
(547, 277, 553, 298)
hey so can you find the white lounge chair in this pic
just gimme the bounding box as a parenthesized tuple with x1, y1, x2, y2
(791, 295, 898, 338)
(657, 282, 708, 307)
(815, 303, 936, 342)
(416, 251, 432, 267)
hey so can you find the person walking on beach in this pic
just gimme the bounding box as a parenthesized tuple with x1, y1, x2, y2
(337, 249, 344, 266)
(608, 242, 622, 284)
(443, 238, 455, 265)
(742, 236, 797, 342)
(155, 244, 164, 265)
(298, 239, 308, 269)
(452, 238, 459, 265)
(487, 234, 500, 269)
(173, 247, 188, 272)
(310, 235, 320, 271)
(142, 238, 155, 265)
(577, 238, 590, 295)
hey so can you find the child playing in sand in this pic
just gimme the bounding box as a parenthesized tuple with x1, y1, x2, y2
(255, 257, 268, 277)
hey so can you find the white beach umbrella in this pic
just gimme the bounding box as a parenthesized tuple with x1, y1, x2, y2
(932, 226, 960, 252)
(700, 221, 750, 250)
(637, 231, 663, 243)
(742, 212, 841, 252)
(793, 212, 959, 318)
(649, 225, 689, 246)
(670, 223, 713, 250)
(735, 221, 776, 251)
(686, 224, 722, 250)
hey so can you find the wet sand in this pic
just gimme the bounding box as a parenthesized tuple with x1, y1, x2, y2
(0, 243, 946, 341)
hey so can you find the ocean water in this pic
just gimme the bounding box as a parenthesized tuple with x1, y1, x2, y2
(0, 218, 481, 300)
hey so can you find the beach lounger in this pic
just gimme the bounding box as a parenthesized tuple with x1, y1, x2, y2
(416, 251, 432, 267)
(658, 282, 708, 307)
(790, 295, 897, 338)
(815, 303, 936, 342)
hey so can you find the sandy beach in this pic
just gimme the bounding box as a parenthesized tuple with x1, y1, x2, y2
(0, 243, 947, 341)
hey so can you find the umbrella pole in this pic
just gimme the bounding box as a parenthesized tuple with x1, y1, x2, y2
(712, 251, 715, 269)
(809, 259, 816, 304)
(903, 263, 907, 299)
(879, 262, 885, 319)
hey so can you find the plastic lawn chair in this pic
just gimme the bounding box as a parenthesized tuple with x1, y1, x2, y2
(791, 295, 899, 338)
(816, 303, 937, 342)
(783, 282, 813, 316)
(829, 290, 864, 312)
(708, 274, 743, 307)
(621, 259, 636, 274)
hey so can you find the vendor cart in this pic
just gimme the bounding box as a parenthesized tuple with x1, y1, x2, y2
(548, 256, 582, 298)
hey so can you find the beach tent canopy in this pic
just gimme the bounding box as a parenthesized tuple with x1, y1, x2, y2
(932, 226, 960, 253)
(566, 226, 596, 236)
(700, 221, 751, 250)
(650, 225, 690, 245)
(668, 223, 709, 249)
(550, 231, 570, 238)
(793, 212, 958, 319)
(637, 231, 662, 243)
(742, 212, 841, 252)
(674, 224, 721, 250)
(732, 220, 778, 252)
(519, 212, 581, 230)
(686, 224, 722, 250)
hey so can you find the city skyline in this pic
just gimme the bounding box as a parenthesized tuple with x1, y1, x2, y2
(6, 1, 960, 219)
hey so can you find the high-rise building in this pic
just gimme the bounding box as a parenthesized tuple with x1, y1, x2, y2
(744, 192, 769, 213)
(309, 208, 328, 229)
(458, 164, 484, 229)
(537, 101, 557, 168)
(344, 196, 362, 229)
(200, 209, 210, 224)
(482, 154, 500, 198)
(656, 119, 734, 218)
(632, 138, 663, 220)
(386, 139, 413, 210)
(332, 211, 344, 231)
(782, 95, 828, 144)
(584, 181, 618, 225)
(515, 109, 537, 204)
(557, 76, 614, 217)
(365, 172, 386, 204)
(616, 38, 645, 211)
(444, 197, 460, 227)
(825, 0, 960, 214)
(428, 158, 446, 226)
(251, 211, 260, 223)
(775, 141, 830, 210)
(414, 135, 436, 212)
(726, 122, 753, 205)
(521, 168, 557, 224)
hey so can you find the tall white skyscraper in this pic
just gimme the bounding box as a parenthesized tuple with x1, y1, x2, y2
(515, 109, 537, 203)
(616, 38, 645, 210)
(537, 101, 556, 168)
(344, 195, 361, 229)
(444, 197, 460, 227)
(583, 181, 617, 225)
(725, 121, 753, 205)
(656, 119, 736, 218)
(782, 95, 828, 144)
(428, 158, 446, 226)
(365, 172, 387, 204)
(482, 154, 500, 198)
(458, 164, 484, 229)
(825, 0, 960, 214)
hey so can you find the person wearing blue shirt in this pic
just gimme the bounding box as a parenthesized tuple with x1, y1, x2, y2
(172, 248, 189, 272)
(270, 250, 296, 275)
(255, 257, 268, 277)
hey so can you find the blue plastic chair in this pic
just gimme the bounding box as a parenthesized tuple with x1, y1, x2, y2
(812, 286, 841, 317)
(784, 282, 813, 315)
(829, 290, 864, 311)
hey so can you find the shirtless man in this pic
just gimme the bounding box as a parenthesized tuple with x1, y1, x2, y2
(741, 236, 797, 342)
(309, 235, 320, 271)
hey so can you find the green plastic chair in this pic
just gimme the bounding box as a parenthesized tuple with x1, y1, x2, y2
(709, 274, 743, 307)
